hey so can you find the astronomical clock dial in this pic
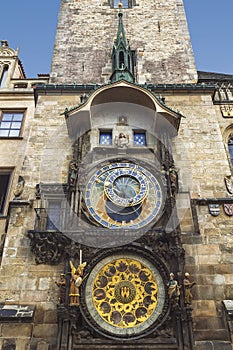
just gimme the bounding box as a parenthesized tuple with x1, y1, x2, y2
(84, 162, 164, 229)
(82, 253, 166, 338)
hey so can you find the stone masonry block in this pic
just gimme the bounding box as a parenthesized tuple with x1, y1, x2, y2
(33, 324, 57, 338)
(192, 300, 217, 317)
(1, 323, 32, 337)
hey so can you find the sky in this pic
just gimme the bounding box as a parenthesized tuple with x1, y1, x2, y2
(0, 0, 233, 78)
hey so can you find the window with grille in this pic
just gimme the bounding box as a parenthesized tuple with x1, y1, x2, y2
(0, 111, 24, 137)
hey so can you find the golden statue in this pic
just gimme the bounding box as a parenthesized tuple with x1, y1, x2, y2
(167, 272, 180, 305)
(183, 272, 196, 305)
(69, 261, 87, 306)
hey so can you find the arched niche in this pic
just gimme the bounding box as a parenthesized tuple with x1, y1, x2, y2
(65, 81, 181, 140)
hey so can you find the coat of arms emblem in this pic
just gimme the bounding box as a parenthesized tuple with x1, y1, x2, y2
(208, 204, 220, 216)
(224, 175, 233, 195)
(223, 204, 233, 216)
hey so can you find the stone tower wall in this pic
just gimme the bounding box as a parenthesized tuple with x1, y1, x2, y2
(51, 0, 197, 85)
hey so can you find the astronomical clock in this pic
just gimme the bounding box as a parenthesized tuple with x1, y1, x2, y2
(40, 75, 190, 350)
(83, 161, 164, 229)
(29, 78, 189, 349)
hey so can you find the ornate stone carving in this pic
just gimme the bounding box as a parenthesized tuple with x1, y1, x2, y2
(13, 176, 25, 199)
(114, 133, 129, 148)
(221, 105, 233, 117)
(27, 231, 69, 264)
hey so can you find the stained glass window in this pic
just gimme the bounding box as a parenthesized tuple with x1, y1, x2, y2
(134, 131, 146, 146)
(99, 131, 112, 145)
(0, 111, 24, 137)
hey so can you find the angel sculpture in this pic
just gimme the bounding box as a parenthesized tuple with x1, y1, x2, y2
(69, 261, 87, 306)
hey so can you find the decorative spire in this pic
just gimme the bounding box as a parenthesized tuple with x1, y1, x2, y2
(110, 3, 135, 83)
(116, 4, 127, 48)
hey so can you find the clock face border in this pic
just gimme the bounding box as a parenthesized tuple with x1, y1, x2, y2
(80, 248, 169, 340)
(84, 161, 165, 229)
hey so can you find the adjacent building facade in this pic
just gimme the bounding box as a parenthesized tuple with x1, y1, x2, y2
(0, 1, 233, 349)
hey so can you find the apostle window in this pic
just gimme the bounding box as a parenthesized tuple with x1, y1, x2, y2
(0, 170, 12, 215)
(99, 130, 112, 145)
(0, 111, 24, 137)
(134, 131, 146, 146)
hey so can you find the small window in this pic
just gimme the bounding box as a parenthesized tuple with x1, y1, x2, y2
(119, 51, 125, 68)
(228, 137, 233, 166)
(0, 111, 24, 137)
(46, 201, 61, 230)
(99, 130, 112, 145)
(0, 170, 12, 215)
(14, 83, 28, 89)
(112, 0, 132, 8)
(134, 131, 146, 146)
(0, 65, 8, 88)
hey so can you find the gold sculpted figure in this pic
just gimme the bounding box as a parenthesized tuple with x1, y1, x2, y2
(69, 261, 87, 306)
(167, 272, 180, 306)
(183, 272, 196, 305)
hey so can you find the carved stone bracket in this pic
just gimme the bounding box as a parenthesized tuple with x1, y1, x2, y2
(27, 231, 99, 264)
(27, 231, 70, 264)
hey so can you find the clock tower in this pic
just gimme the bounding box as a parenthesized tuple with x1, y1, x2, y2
(43, 2, 194, 348)
(2, 0, 233, 350)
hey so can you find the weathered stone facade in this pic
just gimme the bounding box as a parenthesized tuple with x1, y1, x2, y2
(0, 1, 233, 350)
(51, 0, 197, 85)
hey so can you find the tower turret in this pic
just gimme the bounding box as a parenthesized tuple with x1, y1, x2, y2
(110, 4, 135, 83)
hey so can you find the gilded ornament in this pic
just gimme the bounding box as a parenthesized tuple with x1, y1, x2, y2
(92, 258, 159, 328)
